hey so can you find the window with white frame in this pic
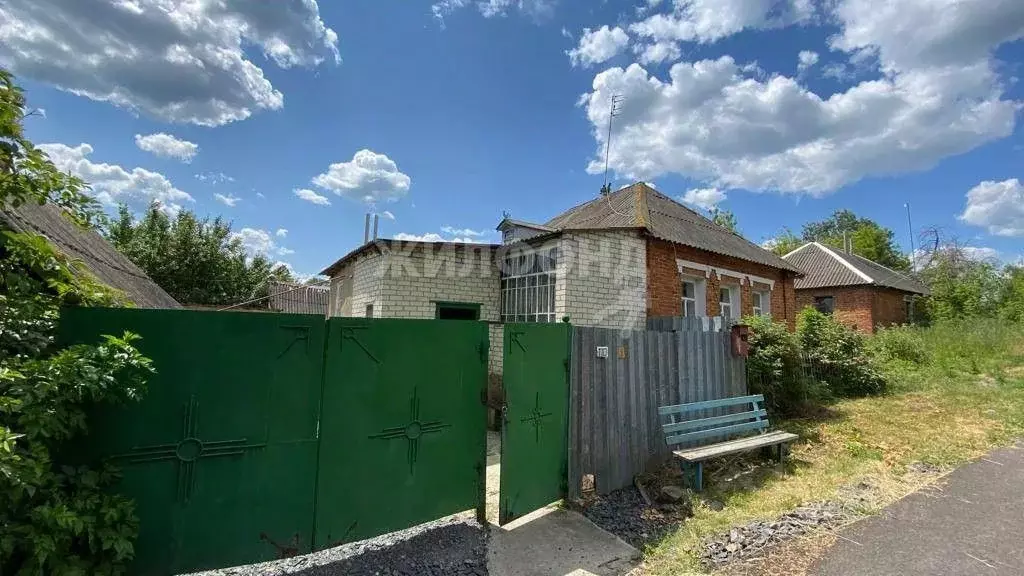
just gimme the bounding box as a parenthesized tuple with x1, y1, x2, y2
(500, 246, 558, 323)
(719, 286, 739, 319)
(681, 276, 706, 316)
(752, 290, 771, 317)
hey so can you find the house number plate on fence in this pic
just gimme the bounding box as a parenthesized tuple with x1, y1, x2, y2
(596, 346, 609, 358)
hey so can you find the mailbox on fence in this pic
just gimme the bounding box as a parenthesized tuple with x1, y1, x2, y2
(730, 324, 750, 357)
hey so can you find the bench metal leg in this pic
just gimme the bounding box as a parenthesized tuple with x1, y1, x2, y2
(680, 461, 704, 492)
(778, 443, 788, 464)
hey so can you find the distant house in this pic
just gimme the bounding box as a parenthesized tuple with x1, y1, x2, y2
(1, 201, 180, 308)
(782, 242, 929, 333)
(321, 182, 803, 377)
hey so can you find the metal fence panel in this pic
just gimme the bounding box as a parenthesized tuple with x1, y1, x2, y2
(499, 323, 571, 524)
(315, 318, 488, 546)
(59, 308, 326, 575)
(568, 320, 748, 499)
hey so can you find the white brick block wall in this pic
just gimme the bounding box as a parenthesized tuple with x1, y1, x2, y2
(558, 230, 647, 330)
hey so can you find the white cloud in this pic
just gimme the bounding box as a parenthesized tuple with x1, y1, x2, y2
(797, 50, 819, 72)
(380, 210, 396, 220)
(441, 226, 487, 237)
(0, 0, 339, 126)
(134, 133, 199, 162)
(230, 227, 293, 259)
(634, 40, 682, 66)
(681, 187, 726, 209)
(38, 142, 193, 213)
(214, 193, 241, 207)
(629, 0, 814, 61)
(312, 150, 411, 204)
(581, 0, 1022, 195)
(432, 0, 555, 25)
(276, 228, 288, 238)
(567, 26, 630, 68)
(960, 178, 1024, 237)
(394, 232, 488, 244)
(294, 188, 332, 206)
(195, 172, 234, 185)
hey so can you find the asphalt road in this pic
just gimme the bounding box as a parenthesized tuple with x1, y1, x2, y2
(813, 442, 1024, 575)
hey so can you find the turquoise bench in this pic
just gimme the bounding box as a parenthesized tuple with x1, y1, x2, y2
(659, 394, 797, 492)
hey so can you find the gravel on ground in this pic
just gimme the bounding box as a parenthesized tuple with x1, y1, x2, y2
(579, 485, 691, 549)
(700, 502, 851, 568)
(189, 513, 489, 576)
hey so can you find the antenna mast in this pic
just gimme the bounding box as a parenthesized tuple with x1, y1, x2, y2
(601, 94, 624, 196)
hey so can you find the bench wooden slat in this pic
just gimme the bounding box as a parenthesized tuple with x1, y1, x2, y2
(665, 420, 767, 446)
(673, 431, 798, 462)
(662, 409, 768, 435)
(657, 394, 764, 415)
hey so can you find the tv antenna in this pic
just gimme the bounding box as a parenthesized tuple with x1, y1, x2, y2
(601, 94, 624, 196)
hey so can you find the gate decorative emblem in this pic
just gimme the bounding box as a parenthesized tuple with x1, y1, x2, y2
(520, 392, 553, 444)
(112, 395, 266, 503)
(369, 387, 450, 473)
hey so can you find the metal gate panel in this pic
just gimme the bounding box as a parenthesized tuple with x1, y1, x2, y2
(499, 323, 571, 525)
(59, 308, 325, 575)
(315, 318, 488, 547)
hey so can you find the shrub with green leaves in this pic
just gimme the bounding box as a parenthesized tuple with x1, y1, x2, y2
(797, 308, 887, 397)
(743, 315, 820, 416)
(2, 68, 154, 575)
(870, 324, 930, 364)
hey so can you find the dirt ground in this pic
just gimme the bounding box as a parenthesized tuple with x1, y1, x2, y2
(486, 430, 501, 524)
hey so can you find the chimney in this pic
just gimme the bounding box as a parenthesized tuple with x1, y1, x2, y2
(364, 213, 371, 243)
(372, 214, 379, 240)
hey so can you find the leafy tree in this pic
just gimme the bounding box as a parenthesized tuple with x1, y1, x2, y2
(801, 209, 911, 271)
(917, 242, 1004, 321)
(1, 68, 154, 574)
(709, 207, 738, 233)
(766, 226, 804, 256)
(107, 204, 293, 306)
(1000, 265, 1024, 323)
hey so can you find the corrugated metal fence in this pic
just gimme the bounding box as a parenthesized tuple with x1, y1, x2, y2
(268, 280, 329, 315)
(567, 317, 747, 499)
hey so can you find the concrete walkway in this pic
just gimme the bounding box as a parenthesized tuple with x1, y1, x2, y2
(487, 506, 639, 576)
(813, 442, 1024, 575)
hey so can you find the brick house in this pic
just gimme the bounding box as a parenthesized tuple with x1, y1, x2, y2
(321, 182, 803, 376)
(782, 242, 929, 333)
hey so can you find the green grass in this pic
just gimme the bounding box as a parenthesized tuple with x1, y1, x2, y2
(640, 320, 1024, 576)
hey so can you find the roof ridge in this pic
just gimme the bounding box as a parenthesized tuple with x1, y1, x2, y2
(844, 250, 920, 281)
(782, 242, 814, 258)
(814, 242, 874, 283)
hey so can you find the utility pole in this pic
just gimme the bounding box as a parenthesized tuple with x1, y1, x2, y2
(905, 203, 916, 273)
(601, 94, 623, 196)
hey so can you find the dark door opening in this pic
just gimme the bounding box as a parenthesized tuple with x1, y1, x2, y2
(436, 302, 481, 321)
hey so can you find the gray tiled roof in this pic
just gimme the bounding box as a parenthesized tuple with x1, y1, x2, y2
(544, 182, 803, 273)
(783, 242, 929, 295)
(0, 201, 181, 308)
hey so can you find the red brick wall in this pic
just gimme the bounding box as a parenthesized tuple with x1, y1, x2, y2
(794, 286, 913, 333)
(646, 238, 797, 330)
(794, 286, 875, 334)
(874, 288, 910, 328)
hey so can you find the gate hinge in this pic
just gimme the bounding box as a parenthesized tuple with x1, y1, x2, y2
(478, 341, 488, 366)
(480, 388, 488, 406)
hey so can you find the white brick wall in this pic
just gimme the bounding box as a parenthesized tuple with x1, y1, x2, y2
(327, 251, 384, 317)
(557, 230, 647, 330)
(377, 244, 500, 321)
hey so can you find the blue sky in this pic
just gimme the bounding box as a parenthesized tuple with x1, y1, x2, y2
(4, 0, 1023, 276)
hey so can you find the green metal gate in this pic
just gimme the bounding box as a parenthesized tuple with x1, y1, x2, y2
(314, 318, 488, 546)
(499, 322, 572, 524)
(59, 308, 326, 575)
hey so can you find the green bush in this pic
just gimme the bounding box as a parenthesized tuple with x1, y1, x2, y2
(797, 308, 887, 397)
(870, 324, 930, 364)
(1, 68, 154, 575)
(743, 315, 820, 416)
